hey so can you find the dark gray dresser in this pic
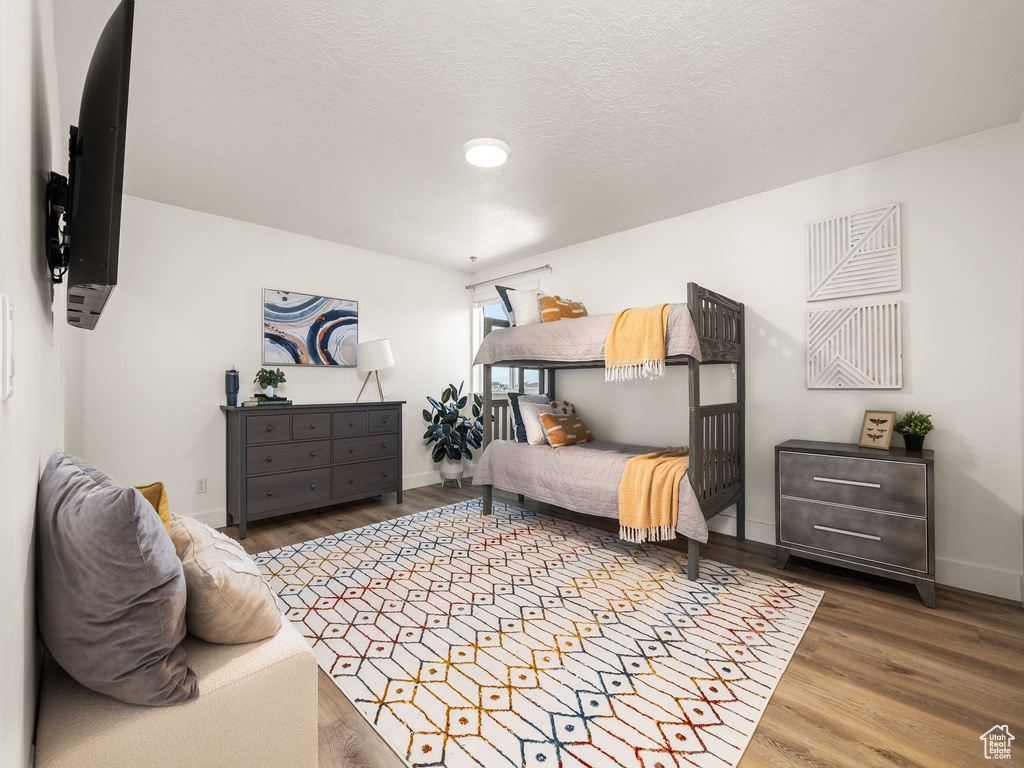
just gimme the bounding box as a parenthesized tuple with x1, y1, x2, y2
(775, 440, 935, 607)
(223, 401, 404, 538)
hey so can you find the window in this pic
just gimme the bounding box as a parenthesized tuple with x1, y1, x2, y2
(472, 301, 542, 396)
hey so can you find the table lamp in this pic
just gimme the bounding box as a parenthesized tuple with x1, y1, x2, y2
(355, 339, 395, 401)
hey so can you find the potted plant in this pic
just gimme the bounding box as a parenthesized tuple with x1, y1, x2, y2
(254, 367, 287, 398)
(894, 411, 933, 452)
(422, 381, 483, 485)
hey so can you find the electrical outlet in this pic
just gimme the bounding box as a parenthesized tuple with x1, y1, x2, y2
(195, 477, 207, 494)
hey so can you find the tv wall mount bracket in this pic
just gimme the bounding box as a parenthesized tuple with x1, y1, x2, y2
(45, 126, 78, 285)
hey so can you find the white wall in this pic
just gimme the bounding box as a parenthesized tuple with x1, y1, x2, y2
(65, 197, 471, 526)
(1020, 107, 1024, 606)
(472, 124, 1024, 601)
(0, 0, 64, 764)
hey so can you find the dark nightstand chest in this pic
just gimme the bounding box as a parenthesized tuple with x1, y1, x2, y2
(223, 401, 404, 538)
(775, 440, 935, 607)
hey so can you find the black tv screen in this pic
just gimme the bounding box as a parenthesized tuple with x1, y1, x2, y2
(66, 0, 134, 329)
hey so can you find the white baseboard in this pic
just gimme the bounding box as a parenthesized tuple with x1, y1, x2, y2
(936, 557, 1022, 602)
(190, 508, 226, 528)
(706, 508, 775, 546)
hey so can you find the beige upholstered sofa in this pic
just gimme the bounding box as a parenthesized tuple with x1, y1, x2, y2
(35, 619, 318, 768)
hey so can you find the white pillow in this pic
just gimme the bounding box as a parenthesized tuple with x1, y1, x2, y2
(518, 401, 554, 445)
(508, 289, 545, 326)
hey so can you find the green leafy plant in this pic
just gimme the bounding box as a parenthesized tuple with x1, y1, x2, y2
(422, 381, 483, 463)
(253, 368, 287, 389)
(893, 411, 934, 437)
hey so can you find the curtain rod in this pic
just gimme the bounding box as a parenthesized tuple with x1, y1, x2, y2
(465, 264, 552, 291)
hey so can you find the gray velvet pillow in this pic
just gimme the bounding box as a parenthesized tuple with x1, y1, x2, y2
(36, 452, 198, 706)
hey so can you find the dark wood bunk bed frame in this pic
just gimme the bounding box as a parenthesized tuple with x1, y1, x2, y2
(479, 282, 745, 580)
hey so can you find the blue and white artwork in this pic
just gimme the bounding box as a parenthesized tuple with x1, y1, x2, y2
(263, 289, 358, 366)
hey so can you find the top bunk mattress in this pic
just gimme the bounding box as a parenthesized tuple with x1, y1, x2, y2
(473, 303, 702, 366)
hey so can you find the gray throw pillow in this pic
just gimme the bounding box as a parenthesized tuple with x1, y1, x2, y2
(36, 452, 198, 706)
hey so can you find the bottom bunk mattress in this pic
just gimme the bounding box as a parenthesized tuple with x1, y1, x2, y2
(474, 439, 708, 543)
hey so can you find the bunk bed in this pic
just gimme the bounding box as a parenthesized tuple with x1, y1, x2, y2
(474, 282, 744, 580)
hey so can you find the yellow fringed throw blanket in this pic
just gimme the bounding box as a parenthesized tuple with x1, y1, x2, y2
(604, 303, 671, 382)
(618, 448, 690, 543)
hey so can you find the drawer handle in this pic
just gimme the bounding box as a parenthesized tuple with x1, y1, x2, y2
(813, 524, 881, 541)
(348, 447, 354, 453)
(382, 443, 388, 449)
(348, 421, 355, 427)
(813, 476, 881, 489)
(310, 424, 316, 430)
(310, 451, 317, 457)
(266, 425, 274, 432)
(311, 483, 317, 490)
(266, 456, 273, 463)
(382, 417, 388, 424)
(266, 490, 273, 497)
(383, 472, 388, 478)
(348, 478, 354, 484)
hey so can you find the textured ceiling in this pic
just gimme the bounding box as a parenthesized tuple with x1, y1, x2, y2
(55, 0, 1024, 269)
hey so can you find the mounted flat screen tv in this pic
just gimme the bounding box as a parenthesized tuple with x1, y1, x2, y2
(47, 0, 134, 330)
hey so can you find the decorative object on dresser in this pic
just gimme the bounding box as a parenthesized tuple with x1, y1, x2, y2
(806, 202, 901, 301)
(775, 440, 935, 607)
(422, 381, 483, 487)
(263, 288, 358, 366)
(355, 338, 395, 401)
(225, 367, 239, 406)
(857, 409, 897, 450)
(894, 410, 934, 452)
(253, 367, 286, 398)
(223, 401, 404, 538)
(807, 301, 903, 389)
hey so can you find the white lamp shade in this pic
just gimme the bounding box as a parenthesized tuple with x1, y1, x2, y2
(356, 339, 395, 374)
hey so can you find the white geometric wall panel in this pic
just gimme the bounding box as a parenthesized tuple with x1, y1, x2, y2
(806, 203, 901, 301)
(807, 301, 902, 389)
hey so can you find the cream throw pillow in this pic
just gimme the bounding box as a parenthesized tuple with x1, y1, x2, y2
(507, 289, 545, 326)
(518, 400, 554, 445)
(169, 514, 281, 644)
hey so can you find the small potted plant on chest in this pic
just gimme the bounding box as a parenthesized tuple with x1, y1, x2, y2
(894, 410, 934, 452)
(423, 381, 483, 487)
(254, 367, 287, 398)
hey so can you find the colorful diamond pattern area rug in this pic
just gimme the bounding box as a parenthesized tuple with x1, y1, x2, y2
(256, 500, 822, 768)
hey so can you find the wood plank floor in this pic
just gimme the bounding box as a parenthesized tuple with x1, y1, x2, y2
(224, 485, 1024, 768)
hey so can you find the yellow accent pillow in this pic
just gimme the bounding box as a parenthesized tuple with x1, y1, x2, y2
(539, 295, 588, 322)
(135, 482, 172, 534)
(540, 401, 594, 447)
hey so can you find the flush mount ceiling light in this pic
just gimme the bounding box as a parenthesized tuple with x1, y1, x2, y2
(463, 138, 510, 168)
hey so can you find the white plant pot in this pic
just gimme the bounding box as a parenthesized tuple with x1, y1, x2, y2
(439, 457, 464, 480)
(265, 385, 275, 397)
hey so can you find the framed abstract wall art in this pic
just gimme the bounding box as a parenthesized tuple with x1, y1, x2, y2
(262, 289, 358, 366)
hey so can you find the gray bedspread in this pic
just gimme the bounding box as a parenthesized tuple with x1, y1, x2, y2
(474, 439, 708, 543)
(473, 303, 702, 366)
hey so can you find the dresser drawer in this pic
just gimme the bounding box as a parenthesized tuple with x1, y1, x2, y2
(779, 497, 927, 572)
(779, 451, 926, 516)
(247, 440, 330, 476)
(246, 414, 291, 444)
(333, 410, 367, 437)
(333, 434, 399, 464)
(367, 408, 399, 434)
(333, 459, 399, 497)
(292, 411, 331, 439)
(246, 468, 331, 516)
